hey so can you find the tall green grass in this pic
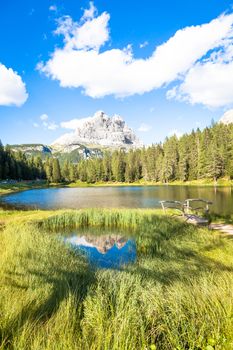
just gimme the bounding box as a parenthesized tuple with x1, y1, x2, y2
(1, 210, 233, 349)
(38, 208, 161, 231)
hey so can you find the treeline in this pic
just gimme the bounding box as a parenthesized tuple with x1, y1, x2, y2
(0, 143, 63, 182)
(74, 122, 233, 183)
(0, 143, 45, 180)
(1, 122, 233, 183)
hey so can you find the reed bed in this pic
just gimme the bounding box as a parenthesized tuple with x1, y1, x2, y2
(1, 209, 233, 349)
(37, 208, 162, 231)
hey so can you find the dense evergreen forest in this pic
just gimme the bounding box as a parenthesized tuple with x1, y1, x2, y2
(1, 122, 233, 183)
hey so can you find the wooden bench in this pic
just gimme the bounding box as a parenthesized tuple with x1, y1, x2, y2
(159, 200, 185, 217)
(160, 198, 213, 226)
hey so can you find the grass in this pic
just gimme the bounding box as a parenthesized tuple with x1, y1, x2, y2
(1, 209, 233, 349)
(0, 180, 48, 196)
(0, 208, 165, 227)
(67, 178, 233, 188)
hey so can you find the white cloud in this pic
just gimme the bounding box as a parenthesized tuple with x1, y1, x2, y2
(168, 129, 183, 138)
(167, 60, 233, 108)
(139, 41, 148, 48)
(47, 122, 59, 130)
(167, 20, 233, 108)
(40, 113, 49, 121)
(42, 120, 58, 130)
(49, 5, 57, 12)
(138, 123, 151, 132)
(38, 114, 58, 130)
(33, 122, 39, 128)
(61, 117, 93, 130)
(219, 109, 233, 124)
(54, 11, 110, 50)
(0, 63, 28, 106)
(39, 7, 233, 103)
(82, 2, 97, 20)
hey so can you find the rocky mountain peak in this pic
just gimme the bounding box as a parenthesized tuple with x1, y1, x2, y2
(52, 111, 143, 151)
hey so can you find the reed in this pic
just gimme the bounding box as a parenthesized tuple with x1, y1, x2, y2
(38, 208, 162, 231)
(1, 210, 233, 349)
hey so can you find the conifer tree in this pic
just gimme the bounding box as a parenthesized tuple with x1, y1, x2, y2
(52, 158, 61, 183)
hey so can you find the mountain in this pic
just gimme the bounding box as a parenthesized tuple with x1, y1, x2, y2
(219, 109, 233, 125)
(9, 143, 102, 163)
(8, 111, 142, 161)
(52, 111, 143, 152)
(72, 235, 127, 254)
(10, 144, 52, 157)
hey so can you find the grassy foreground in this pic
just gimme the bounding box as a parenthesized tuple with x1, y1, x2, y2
(1, 209, 233, 349)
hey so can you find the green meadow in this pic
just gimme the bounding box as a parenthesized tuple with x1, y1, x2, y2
(1, 209, 233, 349)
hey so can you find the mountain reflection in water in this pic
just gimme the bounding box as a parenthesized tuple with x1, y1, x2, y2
(66, 234, 137, 269)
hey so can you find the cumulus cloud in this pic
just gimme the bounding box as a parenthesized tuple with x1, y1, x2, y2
(49, 5, 57, 12)
(139, 41, 148, 48)
(47, 122, 59, 130)
(38, 4, 233, 106)
(219, 109, 233, 124)
(167, 60, 233, 108)
(54, 10, 110, 50)
(37, 114, 58, 130)
(60, 117, 92, 130)
(42, 121, 59, 130)
(168, 129, 183, 138)
(0, 63, 28, 106)
(82, 2, 97, 20)
(138, 123, 151, 132)
(40, 113, 49, 121)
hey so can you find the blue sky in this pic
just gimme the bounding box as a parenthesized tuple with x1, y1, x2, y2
(1, 0, 233, 145)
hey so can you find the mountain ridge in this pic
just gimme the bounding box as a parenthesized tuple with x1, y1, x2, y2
(8, 111, 143, 160)
(52, 111, 143, 151)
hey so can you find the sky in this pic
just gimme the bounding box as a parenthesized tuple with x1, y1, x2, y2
(1, 0, 233, 146)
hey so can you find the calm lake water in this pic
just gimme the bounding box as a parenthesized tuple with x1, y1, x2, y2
(65, 229, 136, 269)
(1, 186, 233, 215)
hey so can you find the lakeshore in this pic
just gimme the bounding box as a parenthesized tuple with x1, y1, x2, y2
(1, 177, 233, 197)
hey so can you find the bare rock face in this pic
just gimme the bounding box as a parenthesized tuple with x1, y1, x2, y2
(52, 111, 143, 151)
(219, 109, 233, 125)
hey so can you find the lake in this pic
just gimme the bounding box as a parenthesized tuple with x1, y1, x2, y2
(1, 185, 233, 214)
(65, 229, 136, 269)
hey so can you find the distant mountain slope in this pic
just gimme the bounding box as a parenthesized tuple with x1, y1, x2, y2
(9, 143, 102, 163)
(10, 144, 52, 158)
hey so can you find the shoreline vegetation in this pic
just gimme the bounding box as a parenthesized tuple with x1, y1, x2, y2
(66, 178, 233, 187)
(1, 177, 233, 197)
(1, 209, 233, 349)
(0, 180, 48, 196)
